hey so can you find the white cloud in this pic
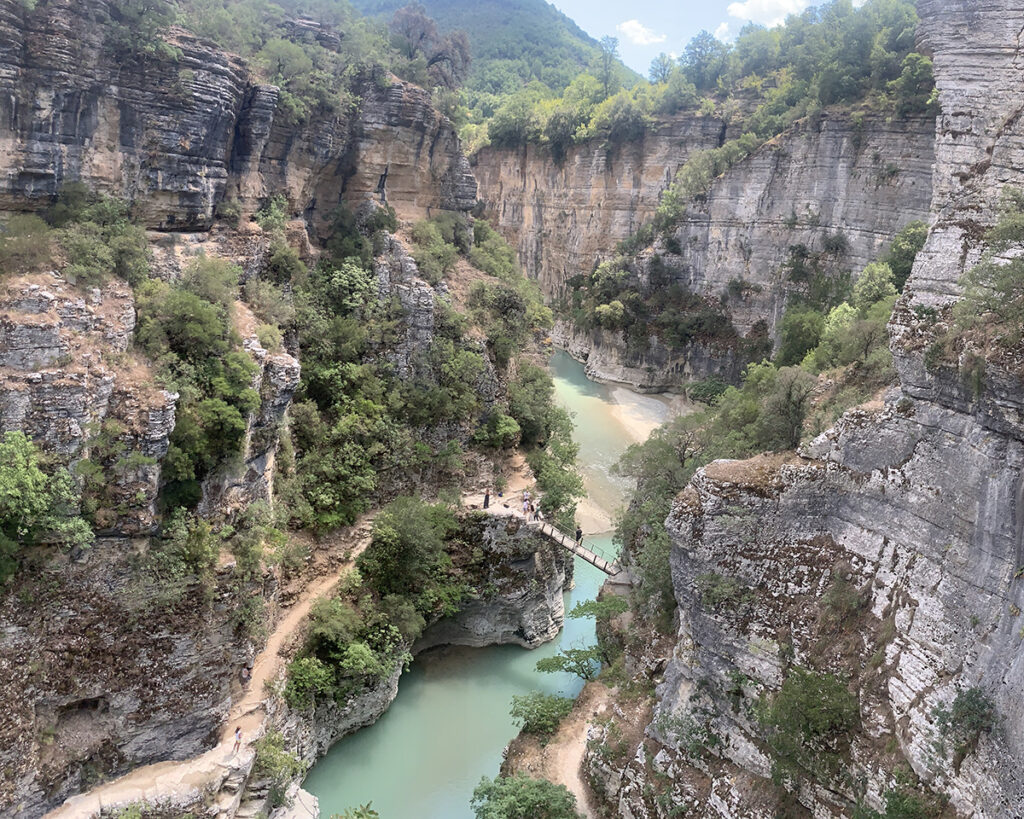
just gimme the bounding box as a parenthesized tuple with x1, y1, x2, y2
(714, 22, 732, 41)
(725, 0, 811, 28)
(616, 19, 667, 46)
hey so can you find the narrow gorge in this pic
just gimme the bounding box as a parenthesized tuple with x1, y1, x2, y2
(1, 0, 1023, 818)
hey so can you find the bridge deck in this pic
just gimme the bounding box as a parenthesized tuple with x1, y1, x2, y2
(479, 504, 621, 575)
(528, 520, 621, 576)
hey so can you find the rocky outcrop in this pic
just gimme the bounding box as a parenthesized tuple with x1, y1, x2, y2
(0, 0, 474, 230)
(551, 318, 745, 391)
(199, 331, 301, 518)
(0, 539, 261, 818)
(598, 3, 1024, 816)
(413, 512, 573, 651)
(0, 274, 174, 533)
(473, 115, 728, 296)
(475, 111, 935, 389)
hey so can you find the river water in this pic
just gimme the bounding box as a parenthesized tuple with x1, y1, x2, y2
(303, 351, 677, 818)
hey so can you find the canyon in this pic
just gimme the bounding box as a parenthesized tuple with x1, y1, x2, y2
(1, 0, 1023, 817)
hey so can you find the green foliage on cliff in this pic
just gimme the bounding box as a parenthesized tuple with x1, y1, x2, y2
(756, 666, 859, 786)
(565, 255, 740, 356)
(0, 431, 91, 584)
(136, 256, 259, 508)
(615, 361, 815, 622)
(253, 729, 306, 809)
(932, 686, 997, 769)
(471, 774, 582, 819)
(956, 189, 1024, 349)
(510, 691, 574, 738)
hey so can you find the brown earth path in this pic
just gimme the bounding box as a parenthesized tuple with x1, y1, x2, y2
(45, 527, 375, 819)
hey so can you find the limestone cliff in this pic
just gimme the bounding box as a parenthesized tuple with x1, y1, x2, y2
(0, 0, 475, 229)
(472, 115, 728, 296)
(474, 112, 934, 389)
(588, 3, 1024, 816)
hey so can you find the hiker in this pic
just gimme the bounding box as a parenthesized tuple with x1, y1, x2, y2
(483, 489, 490, 509)
(522, 497, 530, 515)
(232, 726, 242, 754)
(575, 526, 583, 546)
(536, 506, 544, 522)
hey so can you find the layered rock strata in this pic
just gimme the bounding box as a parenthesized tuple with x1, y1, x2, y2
(473, 114, 728, 296)
(592, 3, 1024, 816)
(475, 112, 935, 389)
(0, 0, 475, 229)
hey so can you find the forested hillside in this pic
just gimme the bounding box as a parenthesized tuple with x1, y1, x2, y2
(351, 0, 615, 95)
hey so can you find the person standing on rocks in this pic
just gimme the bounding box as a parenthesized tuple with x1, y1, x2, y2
(232, 727, 242, 755)
(483, 489, 490, 509)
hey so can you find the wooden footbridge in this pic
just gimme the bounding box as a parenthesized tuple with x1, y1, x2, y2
(528, 519, 622, 576)
(480, 503, 621, 576)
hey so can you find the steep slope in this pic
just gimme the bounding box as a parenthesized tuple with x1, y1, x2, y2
(0, 0, 475, 230)
(586, 2, 1024, 816)
(351, 0, 616, 94)
(474, 112, 935, 388)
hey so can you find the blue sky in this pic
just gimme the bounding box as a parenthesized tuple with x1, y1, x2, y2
(548, 0, 818, 76)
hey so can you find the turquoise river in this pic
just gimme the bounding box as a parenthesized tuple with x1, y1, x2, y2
(303, 351, 678, 818)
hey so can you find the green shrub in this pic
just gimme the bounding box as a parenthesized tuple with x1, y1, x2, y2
(0, 214, 52, 274)
(697, 572, 751, 608)
(215, 198, 242, 226)
(757, 667, 859, 785)
(357, 497, 458, 600)
(284, 656, 335, 709)
(884, 221, 928, 291)
(471, 774, 582, 819)
(510, 692, 574, 738)
(535, 645, 602, 681)
(933, 686, 997, 767)
(252, 730, 305, 809)
(474, 411, 521, 449)
(0, 431, 91, 583)
(257, 323, 283, 351)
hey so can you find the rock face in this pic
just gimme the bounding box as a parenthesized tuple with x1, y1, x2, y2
(0, 539, 259, 818)
(0, 274, 174, 533)
(413, 513, 573, 652)
(551, 318, 746, 392)
(0, 0, 475, 229)
(475, 113, 935, 389)
(601, 3, 1024, 816)
(473, 114, 728, 296)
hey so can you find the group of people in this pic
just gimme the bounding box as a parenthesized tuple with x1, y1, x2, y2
(481, 487, 544, 522)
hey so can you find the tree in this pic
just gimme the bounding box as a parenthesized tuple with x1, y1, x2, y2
(471, 774, 582, 819)
(649, 52, 674, 84)
(852, 261, 897, 314)
(389, 3, 438, 60)
(510, 692, 574, 737)
(0, 431, 91, 583)
(596, 36, 620, 100)
(428, 30, 471, 90)
(757, 666, 859, 785)
(753, 366, 816, 451)
(535, 645, 602, 681)
(568, 597, 628, 621)
(776, 305, 825, 366)
(884, 220, 928, 291)
(680, 30, 731, 92)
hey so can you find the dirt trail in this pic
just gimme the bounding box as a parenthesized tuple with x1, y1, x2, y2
(503, 681, 613, 818)
(46, 531, 373, 819)
(47, 453, 543, 818)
